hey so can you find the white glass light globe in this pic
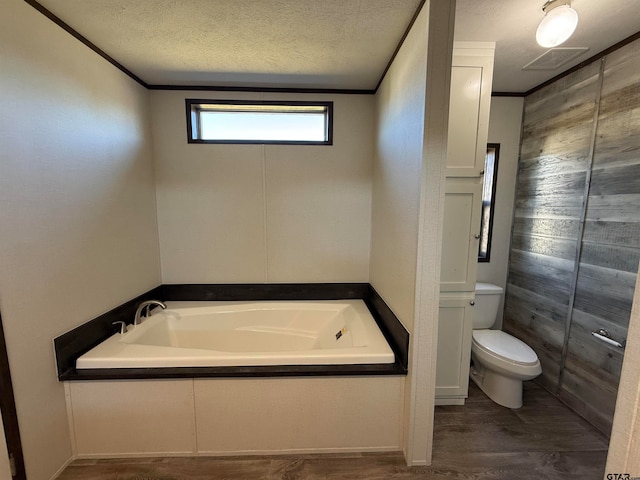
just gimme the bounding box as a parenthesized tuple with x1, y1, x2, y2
(536, 5, 579, 48)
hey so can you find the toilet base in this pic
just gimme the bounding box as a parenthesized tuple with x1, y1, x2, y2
(469, 361, 523, 409)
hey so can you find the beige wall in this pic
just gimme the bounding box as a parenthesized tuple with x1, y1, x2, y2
(370, 24, 426, 331)
(151, 91, 374, 284)
(476, 96, 524, 328)
(371, 8, 427, 461)
(371, 0, 455, 464)
(0, 1, 161, 478)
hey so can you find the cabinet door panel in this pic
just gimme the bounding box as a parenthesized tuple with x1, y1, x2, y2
(447, 66, 482, 171)
(436, 297, 474, 401)
(446, 52, 494, 177)
(440, 181, 482, 291)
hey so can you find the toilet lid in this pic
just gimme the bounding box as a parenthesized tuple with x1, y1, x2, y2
(473, 330, 539, 365)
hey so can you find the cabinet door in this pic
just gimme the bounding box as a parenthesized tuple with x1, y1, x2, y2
(446, 54, 493, 177)
(440, 180, 482, 292)
(436, 296, 474, 403)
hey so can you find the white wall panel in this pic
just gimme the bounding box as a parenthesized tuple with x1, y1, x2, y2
(0, 1, 161, 477)
(151, 92, 373, 284)
(371, 0, 455, 465)
(476, 97, 524, 328)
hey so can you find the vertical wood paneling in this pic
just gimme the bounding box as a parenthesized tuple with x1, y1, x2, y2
(561, 39, 640, 435)
(505, 38, 640, 436)
(504, 60, 600, 395)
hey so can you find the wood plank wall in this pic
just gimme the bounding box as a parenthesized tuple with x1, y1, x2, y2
(506, 60, 600, 391)
(504, 38, 640, 436)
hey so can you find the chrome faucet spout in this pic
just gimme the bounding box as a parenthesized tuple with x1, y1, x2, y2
(134, 300, 167, 326)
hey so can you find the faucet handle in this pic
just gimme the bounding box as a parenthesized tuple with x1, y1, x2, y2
(112, 321, 127, 334)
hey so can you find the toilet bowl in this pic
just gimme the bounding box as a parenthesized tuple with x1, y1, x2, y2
(470, 283, 541, 408)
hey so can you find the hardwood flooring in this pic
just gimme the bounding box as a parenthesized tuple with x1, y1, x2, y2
(57, 381, 609, 480)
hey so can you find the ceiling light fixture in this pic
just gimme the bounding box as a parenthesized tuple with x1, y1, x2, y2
(536, 0, 579, 48)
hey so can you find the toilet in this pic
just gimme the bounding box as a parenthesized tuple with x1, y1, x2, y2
(470, 282, 541, 408)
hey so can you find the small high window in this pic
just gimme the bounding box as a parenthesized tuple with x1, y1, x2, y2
(186, 100, 333, 145)
(478, 144, 499, 262)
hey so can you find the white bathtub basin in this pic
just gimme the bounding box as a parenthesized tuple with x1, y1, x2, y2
(76, 300, 395, 368)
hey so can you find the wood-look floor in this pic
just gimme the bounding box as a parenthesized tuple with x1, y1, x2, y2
(57, 381, 609, 480)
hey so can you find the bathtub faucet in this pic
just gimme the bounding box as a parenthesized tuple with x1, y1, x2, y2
(134, 300, 167, 326)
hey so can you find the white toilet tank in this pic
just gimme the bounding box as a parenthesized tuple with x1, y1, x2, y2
(474, 282, 504, 329)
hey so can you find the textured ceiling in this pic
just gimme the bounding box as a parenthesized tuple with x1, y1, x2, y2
(33, 0, 640, 92)
(35, 0, 423, 89)
(455, 0, 640, 92)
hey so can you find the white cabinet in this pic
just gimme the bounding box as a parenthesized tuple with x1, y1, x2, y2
(435, 295, 475, 404)
(440, 179, 482, 292)
(446, 46, 494, 177)
(436, 42, 494, 406)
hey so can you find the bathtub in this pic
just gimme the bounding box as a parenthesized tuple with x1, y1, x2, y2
(76, 300, 395, 368)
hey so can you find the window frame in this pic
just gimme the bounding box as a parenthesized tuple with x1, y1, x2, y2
(478, 143, 500, 263)
(185, 99, 333, 145)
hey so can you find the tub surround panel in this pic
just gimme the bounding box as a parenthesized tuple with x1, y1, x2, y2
(54, 287, 163, 377)
(366, 285, 410, 371)
(194, 377, 403, 454)
(160, 283, 369, 301)
(60, 363, 405, 381)
(66, 377, 403, 458)
(69, 380, 196, 456)
(55, 283, 408, 380)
